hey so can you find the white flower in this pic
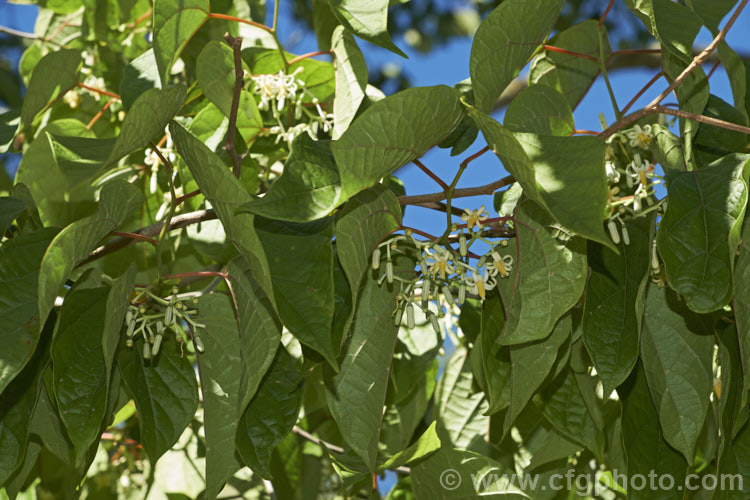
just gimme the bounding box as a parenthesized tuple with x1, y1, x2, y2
(155, 186, 184, 220)
(461, 205, 489, 230)
(465, 270, 496, 300)
(486, 251, 513, 278)
(605, 161, 620, 184)
(63, 90, 81, 109)
(625, 124, 653, 149)
(626, 153, 653, 188)
(426, 246, 454, 279)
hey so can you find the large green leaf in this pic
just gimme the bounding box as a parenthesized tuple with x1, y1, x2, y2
(0, 197, 26, 236)
(411, 448, 528, 499)
(117, 336, 199, 463)
(331, 26, 367, 139)
(335, 185, 401, 316)
(434, 346, 489, 455)
(238, 134, 341, 222)
(195, 293, 244, 500)
(225, 257, 281, 413)
(656, 154, 749, 313)
(470, 0, 564, 113)
(467, 107, 612, 249)
(0, 228, 56, 396)
(51, 286, 114, 465)
(328, 0, 406, 58)
(650, 123, 687, 172)
(331, 85, 463, 199)
(235, 346, 303, 478)
(493, 199, 587, 345)
(20, 49, 81, 128)
(255, 217, 337, 368)
(170, 122, 275, 308)
(106, 86, 186, 167)
(640, 284, 714, 463)
(325, 246, 415, 471)
(152, 0, 211, 85)
(14, 132, 115, 227)
(529, 20, 610, 109)
(583, 215, 654, 396)
(119, 48, 161, 110)
(734, 216, 750, 422)
(38, 180, 140, 325)
(196, 41, 262, 142)
(536, 369, 605, 461)
(504, 85, 574, 136)
(693, 95, 749, 166)
(621, 363, 689, 499)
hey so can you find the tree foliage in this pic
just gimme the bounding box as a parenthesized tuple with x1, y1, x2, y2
(2, 0, 750, 498)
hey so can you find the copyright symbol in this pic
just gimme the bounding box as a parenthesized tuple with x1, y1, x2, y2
(440, 469, 462, 490)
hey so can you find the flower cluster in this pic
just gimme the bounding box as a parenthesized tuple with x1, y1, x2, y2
(124, 287, 206, 360)
(247, 68, 334, 146)
(372, 205, 513, 334)
(604, 123, 663, 245)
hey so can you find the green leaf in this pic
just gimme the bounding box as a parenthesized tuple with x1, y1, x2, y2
(331, 26, 368, 139)
(38, 180, 141, 325)
(685, 0, 738, 32)
(0, 110, 20, 153)
(494, 199, 587, 345)
(470, 0, 564, 113)
(51, 286, 113, 465)
(170, 122, 275, 308)
(621, 363, 689, 498)
(325, 245, 415, 471)
(0, 197, 26, 237)
(225, 257, 281, 414)
(640, 284, 714, 463)
(238, 134, 341, 222)
(656, 154, 749, 312)
(29, 378, 72, 464)
(194, 293, 244, 500)
(328, 0, 406, 58)
(718, 41, 747, 123)
(22, 286, 73, 356)
(434, 346, 489, 454)
(20, 49, 81, 128)
(734, 216, 750, 423)
(117, 336, 199, 463)
(153, 0, 211, 85)
(694, 95, 749, 166)
(411, 448, 529, 498)
(255, 217, 337, 368)
(0, 323, 48, 485)
(583, 215, 654, 396)
(119, 48, 161, 110)
(650, 123, 687, 172)
(106, 86, 186, 167)
(467, 107, 613, 249)
(536, 369, 606, 460)
(332, 85, 463, 199)
(379, 422, 440, 471)
(335, 185, 402, 317)
(235, 346, 303, 478)
(504, 85, 574, 136)
(196, 41, 262, 142)
(529, 20, 611, 109)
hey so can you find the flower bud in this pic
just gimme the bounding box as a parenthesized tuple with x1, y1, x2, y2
(386, 261, 394, 284)
(406, 304, 415, 330)
(442, 285, 455, 306)
(372, 248, 381, 270)
(194, 335, 205, 353)
(459, 235, 467, 257)
(607, 220, 620, 245)
(151, 334, 163, 356)
(429, 313, 441, 334)
(143, 342, 152, 360)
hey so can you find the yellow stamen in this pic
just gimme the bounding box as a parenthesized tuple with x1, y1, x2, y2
(438, 260, 446, 277)
(639, 171, 648, 186)
(498, 264, 507, 277)
(476, 280, 485, 299)
(638, 133, 651, 146)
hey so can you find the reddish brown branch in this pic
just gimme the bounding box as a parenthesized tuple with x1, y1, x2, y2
(621, 71, 663, 115)
(542, 45, 598, 63)
(209, 13, 273, 33)
(398, 174, 514, 206)
(413, 159, 450, 191)
(287, 50, 332, 66)
(111, 231, 157, 246)
(599, 0, 615, 28)
(77, 82, 121, 100)
(86, 98, 116, 130)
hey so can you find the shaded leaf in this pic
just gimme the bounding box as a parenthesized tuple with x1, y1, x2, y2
(38, 180, 140, 325)
(656, 154, 749, 312)
(640, 284, 714, 463)
(235, 346, 303, 478)
(153, 0, 211, 85)
(0, 197, 27, 238)
(504, 85, 574, 136)
(470, 0, 564, 112)
(119, 48, 161, 110)
(20, 49, 81, 128)
(328, 0, 406, 58)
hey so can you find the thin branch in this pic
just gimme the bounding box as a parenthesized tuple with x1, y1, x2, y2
(291, 426, 410, 474)
(209, 13, 273, 33)
(646, 0, 748, 108)
(287, 50, 332, 66)
(600, 105, 750, 140)
(542, 45, 598, 63)
(413, 159, 450, 191)
(86, 98, 116, 130)
(77, 82, 121, 100)
(79, 209, 218, 267)
(410, 201, 465, 216)
(111, 231, 157, 246)
(223, 33, 245, 178)
(599, 0, 615, 28)
(398, 174, 514, 206)
(621, 71, 663, 115)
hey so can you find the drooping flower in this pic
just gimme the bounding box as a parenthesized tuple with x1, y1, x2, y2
(465, 270, 496, 300)
(625, 124, 653, 149)
(461, 205, 489, 230)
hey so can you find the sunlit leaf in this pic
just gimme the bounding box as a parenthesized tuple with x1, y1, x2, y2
(153, 0, 211, 85)
(328, 0, 406, 58)
(331, 26, 367, 139)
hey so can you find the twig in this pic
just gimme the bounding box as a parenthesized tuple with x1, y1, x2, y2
(86, 98, 116, 130)
(398, 174, 514, 206)
(599, 0, 615, 28)
(287, 50, 332, 66)
(77, 82, 121, 100)
(111, 231, 157, 246)
(444, 146, 491, 227)
(291, 426, 411, 474)
(645, 0, 748, 108)
(79, 209, 218, 267)
(600, 105, 750, 140)
(413, 159, 450, 191)
(542, 45, 598, 63)
(621, 71, 663, 115)
(208, 13, 272, 33)
(223, 33, 245, 178)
